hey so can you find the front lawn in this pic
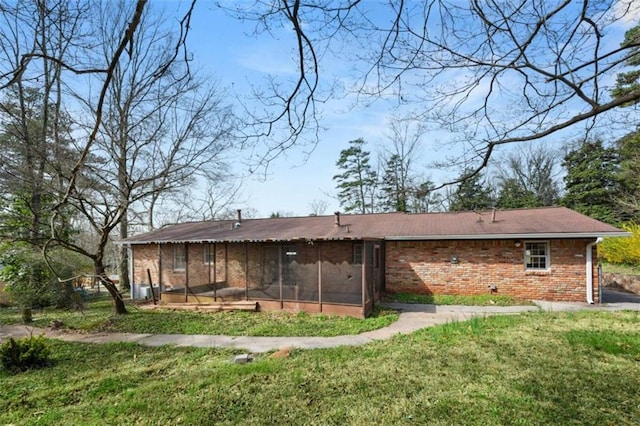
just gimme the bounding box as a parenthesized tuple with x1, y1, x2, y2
(1, 310, 639, 424)
(0, 295, 399, 337)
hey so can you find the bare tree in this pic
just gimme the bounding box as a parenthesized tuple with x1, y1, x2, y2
(0, 0, 202, 314)
(224, 1, 640, 182)
(0, 1, 90, 246)
(494, 144, 561, 207)
(378, 118, 425, 212)
(309, 199, 329, 215)
(60, 1, 236, 299)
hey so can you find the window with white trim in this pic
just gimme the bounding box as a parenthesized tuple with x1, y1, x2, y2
(203, 245, 215, 265)
(525, 242, 550, 270)
(353, 243, 363, 265)
(173, 245, 186, 270)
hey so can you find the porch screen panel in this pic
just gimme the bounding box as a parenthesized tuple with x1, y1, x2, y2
(279, 245, 319, 302)
(247, 245, 280, 300)
(160, 243, 186, 295)
(320, 241, 363, 306)
(364, 241, 375, 304)
(293, 244, 319, 302)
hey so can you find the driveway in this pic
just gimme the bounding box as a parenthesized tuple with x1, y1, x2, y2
(602, 288, 640, 304)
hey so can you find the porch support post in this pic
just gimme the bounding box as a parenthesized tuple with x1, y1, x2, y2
(317, 242, 322, 313)
(207, 243, 212, 289)
(158, 244, 163, 297)
(224, 243, 228, 284)
(244, 242, 249, 300)
(213, 242, 217, 301)
(184, 242, 189, 303)
(279, 244, 283, 309)
(361, 241, 366, 314)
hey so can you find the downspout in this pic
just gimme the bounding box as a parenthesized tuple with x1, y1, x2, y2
(586, 237, 603, 304)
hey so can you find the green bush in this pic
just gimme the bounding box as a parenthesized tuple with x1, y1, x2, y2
(0, 243, 92, 310)
(599, 223, 640, 266)
(0, 335, 51, 373)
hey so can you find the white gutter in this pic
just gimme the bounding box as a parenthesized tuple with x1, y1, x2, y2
(384, 232, 630, 241)
(586, 237, 603, 304)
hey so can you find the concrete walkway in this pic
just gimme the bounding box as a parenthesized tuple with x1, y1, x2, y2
(1, 302, 639, 353)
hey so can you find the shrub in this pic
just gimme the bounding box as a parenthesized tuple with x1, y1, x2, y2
(0, 243, 92, 310)
(599, 223, 640, 266)
(0, 335, 51, 373)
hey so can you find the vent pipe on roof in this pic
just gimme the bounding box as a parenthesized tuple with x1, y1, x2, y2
(334, 211, 340, 227)
(237, 209, 242, 223)
(491, 208, 496, 223)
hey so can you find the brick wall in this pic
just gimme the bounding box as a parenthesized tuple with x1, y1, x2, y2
(132, 243, 226, 290)
(385, 239, 599, 302)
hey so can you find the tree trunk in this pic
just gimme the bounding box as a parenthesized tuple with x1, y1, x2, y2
(95, 261, 127, 315)
(118, 218, 130, 290)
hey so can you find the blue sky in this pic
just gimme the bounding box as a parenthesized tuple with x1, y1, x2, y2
(162, 1, 640, 218)
(171, 2, 462, 217)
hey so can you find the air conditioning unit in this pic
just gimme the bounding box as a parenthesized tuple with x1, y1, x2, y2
(139, 286, 151, 299)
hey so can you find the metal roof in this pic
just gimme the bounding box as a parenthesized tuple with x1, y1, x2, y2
(120, 207, 629, 245)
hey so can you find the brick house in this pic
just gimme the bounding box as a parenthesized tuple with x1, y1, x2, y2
(122, 207, 628, 317)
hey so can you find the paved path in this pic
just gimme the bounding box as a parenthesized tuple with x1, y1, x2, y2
(1, 302, 639, 353)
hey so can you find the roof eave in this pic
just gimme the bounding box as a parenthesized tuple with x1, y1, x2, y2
(384, 232, 631, 240)
(117, 236, 382, 245)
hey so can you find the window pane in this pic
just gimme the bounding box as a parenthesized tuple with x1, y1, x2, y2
(204, 245, 215, 264)
(174, 246, 186, 270)
(525, 242, 548, 270)
(353, 244, 363, 264)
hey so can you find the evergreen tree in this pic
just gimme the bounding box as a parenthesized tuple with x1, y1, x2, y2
(333, 138, 377, 214)
(448, 169, 494, 212)
(380, 154, 408, 212)
(411, 180, 443, 213)
(615, 131, 640, 222)
(495, 178, 542, 209)
(612, 25, 640, 104)
(561, 140, 621, 224)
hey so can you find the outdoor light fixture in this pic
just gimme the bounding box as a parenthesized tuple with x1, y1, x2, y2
(450, 255, 459, 264)
(514, 241, 521, 247)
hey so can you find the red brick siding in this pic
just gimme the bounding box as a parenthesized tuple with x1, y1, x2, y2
(132, 243, 226, 290)
(385, 239, 599, 302)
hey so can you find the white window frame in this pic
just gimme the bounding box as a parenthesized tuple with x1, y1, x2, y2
(524, 241, 550, 271)
(353, 243, 363, 265)
(173, 245, 186, 271)
(203, 245, 215, 265)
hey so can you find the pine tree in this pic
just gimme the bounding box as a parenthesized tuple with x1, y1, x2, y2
(448, 169, 494, 212)
(379, 154, 408, 212)
(333, 138, 377, 214)
(495, 178, 542, 209)
(614, 131, 640, 222)
(561, 140, 621, 224)
(612, 25, 640, 104)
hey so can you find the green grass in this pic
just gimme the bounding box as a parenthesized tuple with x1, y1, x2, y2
(1, 310, 640, 425)
(0, 295, 399, 337)
(384, 292, 533, 306)
(602, 262, 640, 276)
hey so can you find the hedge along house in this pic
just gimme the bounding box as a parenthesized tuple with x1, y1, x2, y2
(121, 207, 628, 317)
